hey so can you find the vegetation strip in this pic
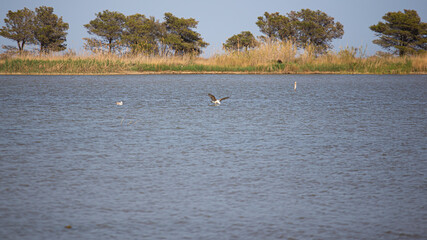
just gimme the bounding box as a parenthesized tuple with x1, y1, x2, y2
(1, 7, 425, 74)
(1, 50, 425, 75)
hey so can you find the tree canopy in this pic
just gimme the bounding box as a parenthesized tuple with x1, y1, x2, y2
(0, 7, 35, 53)
(255, 9, 344, 54)
(370, 9, 427, 56)
(163, 12, 208, 55)
(33, 6, 69, 53)
(288, 9, 344, 53)
(84, 10, 126, 53)
(223, 31, 258, 51)
(256, 12, 293, 41)
(83, 11, 208, 56)
(122, 14, 163, 55)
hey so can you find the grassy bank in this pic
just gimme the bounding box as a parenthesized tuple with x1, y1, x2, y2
(1, 42, 426, 74)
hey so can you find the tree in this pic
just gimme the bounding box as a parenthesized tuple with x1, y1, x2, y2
(256, 12, 293, 41)
(223, 31, 258, 51)
(33, 6, 69, 53)
(122, 14, 163, 55)
(256, 9, 344, 54)
(162, 12, 208, 55)
(370, 9, 427, 56)
(84, 10, 126, 53)
(0, 7, 36, 53)
(288, 9, 344, 54)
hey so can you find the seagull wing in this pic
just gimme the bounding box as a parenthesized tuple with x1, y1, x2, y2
(219, 97, 229, 101)
(208, 93, 217, 101)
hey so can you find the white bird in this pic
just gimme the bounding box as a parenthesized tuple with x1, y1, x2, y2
(208, 93, 229, 106)
(116, 101, 123, 105)
(294, 81, 297, 91)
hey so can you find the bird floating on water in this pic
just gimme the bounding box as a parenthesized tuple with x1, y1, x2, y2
(116, 101, 123, 106)
(208, 93, 229, 106)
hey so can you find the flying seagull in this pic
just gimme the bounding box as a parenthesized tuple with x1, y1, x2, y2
(208, 93, 229, 106)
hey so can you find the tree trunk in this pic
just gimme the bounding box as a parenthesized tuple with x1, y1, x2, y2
(109, 38, 113, 53)
(20, 41, 26, 54)
(17, 41, 23, 55)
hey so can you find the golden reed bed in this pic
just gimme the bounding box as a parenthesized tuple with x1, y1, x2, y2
(1, 42, 426, 74)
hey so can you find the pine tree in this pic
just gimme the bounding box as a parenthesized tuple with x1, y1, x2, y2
(0, 8, 36, 53)
(84, 10, 126, 53)
(33, 6, 69, 53)
(370, 9, 427, 56)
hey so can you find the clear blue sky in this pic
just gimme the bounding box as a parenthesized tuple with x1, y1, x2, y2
(1, 0, 426, 56)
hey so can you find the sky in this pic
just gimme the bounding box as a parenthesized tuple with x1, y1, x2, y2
(0, 0, 426, 57)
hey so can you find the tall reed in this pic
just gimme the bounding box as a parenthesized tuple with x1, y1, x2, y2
(0, 41, 425, 74)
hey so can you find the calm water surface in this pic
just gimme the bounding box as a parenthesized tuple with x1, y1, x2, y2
(0, 74, 426, 239)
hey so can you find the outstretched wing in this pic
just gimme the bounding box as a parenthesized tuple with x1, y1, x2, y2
(219, 97, 229, 101)
(208, 93, 216, 101)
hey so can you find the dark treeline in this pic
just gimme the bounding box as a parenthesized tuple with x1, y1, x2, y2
(225, 9, 426, 56)
(0, 6, 68, 54)
(224, 9, 344, 55)
(83, 11, 208, 56)
(0, 6, 426, 57)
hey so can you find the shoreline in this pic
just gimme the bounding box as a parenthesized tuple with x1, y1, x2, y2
(1, 71, 426, 75)
(0, 72, 427, 76)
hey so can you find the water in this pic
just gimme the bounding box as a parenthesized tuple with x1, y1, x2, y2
(0, 74, 426, 240)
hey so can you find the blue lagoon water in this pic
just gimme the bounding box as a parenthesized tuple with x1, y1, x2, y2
(0, 74, 426, 239)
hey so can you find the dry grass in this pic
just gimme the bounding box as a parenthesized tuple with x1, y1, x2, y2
(210, 40, 298, 67)
(1, 41, 426, 74)
(411, 54, 427, 72)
